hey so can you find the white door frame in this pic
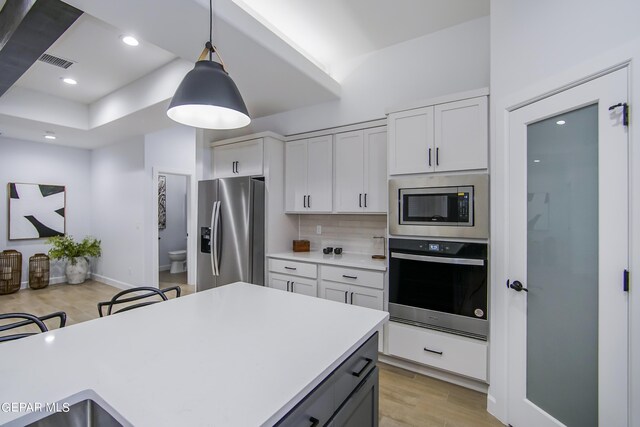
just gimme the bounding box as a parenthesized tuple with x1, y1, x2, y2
(489, 41, 640, 425)
(151, 168, 196, 288)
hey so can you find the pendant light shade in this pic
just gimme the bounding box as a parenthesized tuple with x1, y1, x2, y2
(167, 0, 250, 130)
(167, 60, 250, 129)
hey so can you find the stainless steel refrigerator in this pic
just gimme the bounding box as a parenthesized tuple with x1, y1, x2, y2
(197, 177, 265, 292)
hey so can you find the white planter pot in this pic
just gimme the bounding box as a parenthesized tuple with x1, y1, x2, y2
(65, 257, 89, 284)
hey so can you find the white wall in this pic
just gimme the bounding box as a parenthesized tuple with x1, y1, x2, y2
(0, 137, 93, 285)
(90, 136, 146, 288)
(143, 125, 197, 286)
(489, 0, 640, 423)
(207, 16, 489, 140)
(158, 174, 187, 269)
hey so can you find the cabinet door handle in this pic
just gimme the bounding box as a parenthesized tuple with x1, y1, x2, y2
(235, 161, 239, 173)
(284, 266, 297, 271)
(359, 193, 362, 208)
(428, 148, 432, 166)
(436, 147, 440, 166)
(344, 291, 348, 303)
(309, 417, 320, 427)
(342, 275, 358, 279)
(424, 347, 443, 355)
(364, 193, 367, 208)
(308, 195, 311, 208)
(291, 282, 295, 293)
(303, 195, 307, 208)
(351, 357, 373, 377)
(350, 291, 354, 304)
(286, 281, 290, 292)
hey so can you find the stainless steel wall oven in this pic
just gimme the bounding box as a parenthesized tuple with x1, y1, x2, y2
(389, 238, 488, 340)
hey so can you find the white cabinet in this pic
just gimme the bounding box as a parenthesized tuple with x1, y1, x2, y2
(388, 96, 488, 175)
(212, 139, 263, 178)
(387, 322, 487, 381)
(269, 273, 317, 297)
(334, 127, 387, 213)
(268, 260, 318, 297)
(319, 280, 383, 311)
(285, 136, 333, 213)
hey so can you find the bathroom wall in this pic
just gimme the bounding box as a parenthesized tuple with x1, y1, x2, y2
(298, 214, 387, 255)
(158, 174, 187, 270)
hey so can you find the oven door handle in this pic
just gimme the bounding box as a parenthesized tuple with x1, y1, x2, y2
(391, 252, 484, 266)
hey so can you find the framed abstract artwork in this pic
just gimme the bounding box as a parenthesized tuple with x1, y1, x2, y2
(158, 175, 166, 230)
(8, 183, 66, 240)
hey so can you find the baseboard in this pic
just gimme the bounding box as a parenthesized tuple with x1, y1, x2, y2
(90, 274, 135, 290)
(378, 354, 489, 393)
(159, 265, 171, 272)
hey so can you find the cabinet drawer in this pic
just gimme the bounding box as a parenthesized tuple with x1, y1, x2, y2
(387, 322, 487, 381)
(268, 258, 317, 279)
(321, 265, 383, 289)
(333, 332, 378, 410)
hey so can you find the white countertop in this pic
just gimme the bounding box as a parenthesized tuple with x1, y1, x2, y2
(0, 282, 388, 426)
(267, 251, 387, 271)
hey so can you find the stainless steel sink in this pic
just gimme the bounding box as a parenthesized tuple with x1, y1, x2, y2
(25, 399, 122, 427)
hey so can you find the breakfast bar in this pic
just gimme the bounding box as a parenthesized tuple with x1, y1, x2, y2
(0, 283, 388, 426)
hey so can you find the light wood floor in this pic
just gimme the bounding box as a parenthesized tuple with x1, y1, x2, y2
(1, 279, 502, 426)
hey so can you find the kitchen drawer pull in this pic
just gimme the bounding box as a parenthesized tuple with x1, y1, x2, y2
(286, 281, 290, 292)
(342, 275, 358, 279)
(284, 266, 297, 270)
(351, 357, 373, 377)
(424, 347, 443, 355)
(309, 417, 320, 427)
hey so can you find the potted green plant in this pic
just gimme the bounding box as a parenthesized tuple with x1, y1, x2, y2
(46, 235, 102, 284)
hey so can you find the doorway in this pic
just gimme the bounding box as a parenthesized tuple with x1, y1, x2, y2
(154, 171, 195, 295)
(506, 68, 629, 426)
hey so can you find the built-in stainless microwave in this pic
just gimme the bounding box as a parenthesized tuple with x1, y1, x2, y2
(389, 174, 488, 239)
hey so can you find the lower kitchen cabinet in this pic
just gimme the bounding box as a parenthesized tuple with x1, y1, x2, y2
(387, 321, 487, 381)
(276, 333, 379, 427)
(319, 281, 383, 311)
(269, 273, 317, 297)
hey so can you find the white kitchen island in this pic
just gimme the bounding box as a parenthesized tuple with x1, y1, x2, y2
(0, 282, 388, 426)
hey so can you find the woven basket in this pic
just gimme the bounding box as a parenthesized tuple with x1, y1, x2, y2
(0, 250, 22, 295)
(29, 253, 50, 290)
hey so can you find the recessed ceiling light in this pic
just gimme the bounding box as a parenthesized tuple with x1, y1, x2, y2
(556, 120, 566, 125)
(533, 159, 541, 163)
(62, 77, 77, 85)
(44, 132, 56, 140)
(121, 35, 139, 46)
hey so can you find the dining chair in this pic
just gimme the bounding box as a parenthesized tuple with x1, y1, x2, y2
(0, 312, 67, 343)
(97, 286, 181, 317)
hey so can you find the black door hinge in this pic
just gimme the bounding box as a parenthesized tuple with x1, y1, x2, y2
(609, 102, 629, 126)
(623, 269, 630, 292)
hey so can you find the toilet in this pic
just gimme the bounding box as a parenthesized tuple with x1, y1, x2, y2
(168, 250, 187, 274)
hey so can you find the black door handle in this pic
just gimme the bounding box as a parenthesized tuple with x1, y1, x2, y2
(284, 266, 297, 271)
(235, 161, 239, 173)
(424, 347, 443, 355)
(364, 193, 367, 208)
(342, 275, 358, 279)
(436, 147, 440, 166)
(350, 291, 354, 304)
(308, 195, 311, 208)
(428, 148, 432, 166)
(509, 280, 528, 292)
(291, 282, 295, 293)
(351, 357, 373, 377)
(344, 291, 348, 303)
(359, 193, 362, 208)
(303, 195, 307, 208)
(309, 417, 319, 427)
(286, 281, 290, 292)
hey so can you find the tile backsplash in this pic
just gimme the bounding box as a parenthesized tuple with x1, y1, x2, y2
(298, 214, 387, 255)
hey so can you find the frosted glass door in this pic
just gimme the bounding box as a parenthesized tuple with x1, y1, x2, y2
(507, 69, 628, 427)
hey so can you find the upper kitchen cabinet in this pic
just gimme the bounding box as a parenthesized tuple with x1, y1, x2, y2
(285, 135, 333, 213)
(388, 92, 488, 175)
(335, 127, 387, 213)
(212, 138, 263, 178)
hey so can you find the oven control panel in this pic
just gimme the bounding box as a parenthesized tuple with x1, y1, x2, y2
(389, 238, 486, 258)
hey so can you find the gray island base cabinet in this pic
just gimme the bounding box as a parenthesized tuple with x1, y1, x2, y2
(277, 333, 379, 427)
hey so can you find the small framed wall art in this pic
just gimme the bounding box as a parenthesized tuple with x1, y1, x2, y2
(158, 175, 167, 230)
(8, 182, 66, 240)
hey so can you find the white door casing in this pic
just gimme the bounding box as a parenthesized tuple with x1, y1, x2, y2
(507, 68, 629, 426)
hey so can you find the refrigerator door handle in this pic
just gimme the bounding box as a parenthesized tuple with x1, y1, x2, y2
(211, 201, 221, 276)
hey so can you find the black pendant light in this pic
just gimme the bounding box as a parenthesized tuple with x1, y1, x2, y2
(167, 0, 250, 129)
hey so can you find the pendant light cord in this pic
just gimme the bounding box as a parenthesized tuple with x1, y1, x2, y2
(209, 0, 213, 61)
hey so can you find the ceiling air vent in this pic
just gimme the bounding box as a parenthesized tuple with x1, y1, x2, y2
(38, 53, 74, 69)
